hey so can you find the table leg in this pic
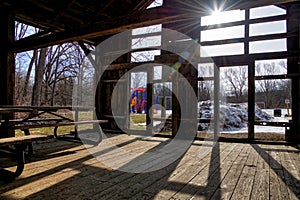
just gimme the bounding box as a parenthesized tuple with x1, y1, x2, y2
(14, 144, 26, 177)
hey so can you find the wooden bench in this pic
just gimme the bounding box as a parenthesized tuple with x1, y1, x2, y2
(0, 135, 53, 182)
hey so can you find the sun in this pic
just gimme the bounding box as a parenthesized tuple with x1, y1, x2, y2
(202, 9, 245, 26)
(204, 9, 223, 25)
(212, 9, 222, 16)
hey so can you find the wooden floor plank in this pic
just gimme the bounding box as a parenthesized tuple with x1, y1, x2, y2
(230, 144, 260, 200)
(190, 143, 246, 200)
(53, 136, 172, 199)
(278, 146, 300, 199)
(209, 144, 251, 200)
(285, 146, 300, 180)
(250, 144, 270, 200)
(264, 145, 289, 200)
(130, 142, 234, 200)
(166, 142, 240, 200)
(1, 136, 300, 200)
(152, 142, 234, 200)
(93, 140, 221, 200)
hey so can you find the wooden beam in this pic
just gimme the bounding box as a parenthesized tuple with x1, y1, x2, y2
(132, 0, 155, 11)
(255, 74, 299, 80)
(53, 0, 76, 21)
(200, 33, 291, 46)
(200, 15, 287, 31)
(11, 7, 185, 53)
(86, 0, 116, 25)
(155, 51, 297, 67)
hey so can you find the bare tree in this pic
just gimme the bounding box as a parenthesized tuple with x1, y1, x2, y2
(32, 48, 47, 107)
(222, 66, 248, 102)
(198, 65, 214, 101)
(255, 62, 285, 108)
(15, 23, 38, 104)
(43, 43, 83, 105)
(131, 72, 147, 89)
(15, 22, 87, 106)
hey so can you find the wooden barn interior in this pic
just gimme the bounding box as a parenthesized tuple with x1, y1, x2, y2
(0, 0, 300, 199)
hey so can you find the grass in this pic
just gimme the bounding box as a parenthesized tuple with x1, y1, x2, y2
(15, 111, 95, 136)
(129, 114, 146, 130)
(130, 114, 146, 123)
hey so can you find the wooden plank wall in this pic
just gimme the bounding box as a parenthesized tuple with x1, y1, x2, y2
(95, 33, 131, 130)
(94, 2, 300, 143)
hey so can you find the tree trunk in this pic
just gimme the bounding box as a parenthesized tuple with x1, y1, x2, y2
(32, 48, 47, 107)
(23, 49, 37, 102)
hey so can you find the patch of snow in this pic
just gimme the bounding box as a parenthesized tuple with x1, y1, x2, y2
(198, 101, 275, 132)
(152, 101, 290, 134)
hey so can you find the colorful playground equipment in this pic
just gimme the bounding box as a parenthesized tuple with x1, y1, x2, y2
(130, 86, 172, 114)
(130, 87, 147, 114)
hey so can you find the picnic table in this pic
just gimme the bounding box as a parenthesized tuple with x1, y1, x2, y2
(0, 105, 107, 138)
(0, 105, 108, 181)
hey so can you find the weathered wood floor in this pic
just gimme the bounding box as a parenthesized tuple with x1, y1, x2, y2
(0, 134, 299, 200)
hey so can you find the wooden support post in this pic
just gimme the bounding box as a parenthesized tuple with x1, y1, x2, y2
(213, 64, 220, 140)
(0, 9, 15, 137)
(286, 4, 300, 143)
(172, 71, 179, 137)
(146, 68, 153, 135)
(248, 59, 255, 140)
(245, 9, 255, 140)
(298, 23, 300, 143)
(163, 16, 200, 137)
(0, 9, 15, 106)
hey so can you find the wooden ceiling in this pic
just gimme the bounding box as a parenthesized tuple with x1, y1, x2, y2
(0, 0, 299, 53)
(1, 0, 150, 30)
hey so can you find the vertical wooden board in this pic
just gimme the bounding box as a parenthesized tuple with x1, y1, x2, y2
(0, 9, 15, 137)
(248, 59, 255, 140)
(0, 9, 15, 105)
(287, 4, 300, 142)
(172, 72, 179, 136)
(146, 67, 153, 134)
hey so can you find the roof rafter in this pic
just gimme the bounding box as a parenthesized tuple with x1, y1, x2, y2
(11, 7, 182, 52)
(86, 0, 116, 25)
(10, 0, 300, 53)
